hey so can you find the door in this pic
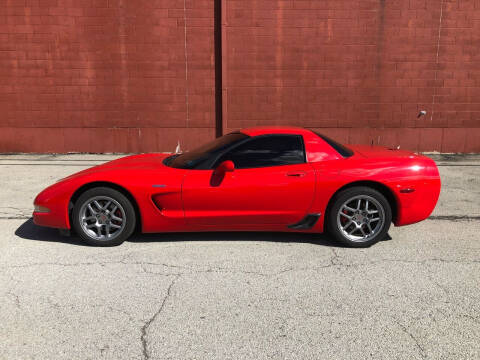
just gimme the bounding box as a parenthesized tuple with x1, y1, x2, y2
(182, 134, 316, 226)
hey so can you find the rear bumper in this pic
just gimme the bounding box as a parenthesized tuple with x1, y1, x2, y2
(394, 163, 441, 226)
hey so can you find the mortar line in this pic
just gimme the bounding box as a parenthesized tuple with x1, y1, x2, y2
(183, 0, 190, 127)
(430, 0, 445, 123)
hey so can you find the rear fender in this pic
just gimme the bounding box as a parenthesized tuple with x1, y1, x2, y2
(307, 156, 440, 232)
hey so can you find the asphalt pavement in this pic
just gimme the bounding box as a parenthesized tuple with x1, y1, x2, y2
(0, 153, 479, 360)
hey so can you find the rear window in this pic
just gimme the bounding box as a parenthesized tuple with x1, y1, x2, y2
(312, 131, 354, 158)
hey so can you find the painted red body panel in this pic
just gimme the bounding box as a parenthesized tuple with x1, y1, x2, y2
(33, 128, 441, 235)
(182, 163, 316, 227)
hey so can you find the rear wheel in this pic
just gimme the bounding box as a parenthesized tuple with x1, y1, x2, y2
(72, 187, 136, 246)
(327, 186, 392, 247)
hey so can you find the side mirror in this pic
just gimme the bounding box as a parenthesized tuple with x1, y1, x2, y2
(218, 160, 234, 173)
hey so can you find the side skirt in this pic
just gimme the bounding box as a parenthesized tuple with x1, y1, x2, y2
(58, 228, 71, 237)
(288, 213, 321, 230)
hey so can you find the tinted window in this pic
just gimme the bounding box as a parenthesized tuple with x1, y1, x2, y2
(217, 135, 305, 169)
(164, 132, 249, 169)
(312, 131, 353, 158)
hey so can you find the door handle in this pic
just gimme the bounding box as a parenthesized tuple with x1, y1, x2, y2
(286, 171, 306, 177)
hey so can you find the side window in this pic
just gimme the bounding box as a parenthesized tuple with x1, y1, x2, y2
(217, 135, 305, 169)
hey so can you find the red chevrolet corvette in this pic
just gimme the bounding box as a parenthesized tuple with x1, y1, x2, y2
(33, 127, 441, 247)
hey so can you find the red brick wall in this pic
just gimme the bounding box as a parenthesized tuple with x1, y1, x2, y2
(0, 0, 215, 153)
(223, 0, 480, 153)
(0, 0, 479, 153)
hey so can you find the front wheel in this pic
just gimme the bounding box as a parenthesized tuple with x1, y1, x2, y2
(327, 186, 392, 248)
(72, 187, 136, 246)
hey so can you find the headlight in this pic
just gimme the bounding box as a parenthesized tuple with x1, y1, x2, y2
(34, 205, 50, 213)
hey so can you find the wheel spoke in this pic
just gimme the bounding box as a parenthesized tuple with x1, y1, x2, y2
(111, 214, 123, 222)
(368, 209, 379, 214)
(357, 199, 361, 209)
(342, 220, 353, 231)
(110, 223, 121, 229)
(366, 222, 373, 234)
(105, 224, 111, 237)
(87, 204, 97, 215)
(103, 200, 112, 210)
(370, 217, 380, 222)
(86, 223, 96, 229)
(93, 200, 103, 212)
(365, 200, 369, 211)
(340, 212, 352, 219)
(348, 225, 357, 235)
(359, 225, 366, 237)
(344, 205, 356, 213)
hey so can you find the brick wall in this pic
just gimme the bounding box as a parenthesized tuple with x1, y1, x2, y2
(0, 0, 215, 153)
(223, 0, 480, 153)
(0, 0, 479, 153)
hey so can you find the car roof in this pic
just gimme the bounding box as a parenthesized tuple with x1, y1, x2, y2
(239, 126, 312, 137)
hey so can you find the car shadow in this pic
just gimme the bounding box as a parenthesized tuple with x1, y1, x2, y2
(15, 218, 347, 248)
(15, 218, 88, 246)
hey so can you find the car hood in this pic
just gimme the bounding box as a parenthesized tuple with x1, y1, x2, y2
(95, 153, 171, 169)
(61, 153, 173, 181)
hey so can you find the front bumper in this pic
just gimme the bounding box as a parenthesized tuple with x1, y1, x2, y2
(33, 182, 72, 229)
(32, 210, 65, 229)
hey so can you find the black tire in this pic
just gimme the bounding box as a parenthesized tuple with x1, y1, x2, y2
(326, 186, 392, 248)
(72, 187, 136, 246)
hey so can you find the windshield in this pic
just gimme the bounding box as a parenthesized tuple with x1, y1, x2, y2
(164, 132, 249, 169)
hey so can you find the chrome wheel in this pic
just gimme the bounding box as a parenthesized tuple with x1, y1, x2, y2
(79, 196, 126, 241)
(336, 195, 385, 243)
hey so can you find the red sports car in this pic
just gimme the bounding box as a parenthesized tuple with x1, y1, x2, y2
(33, 127, 441, 248)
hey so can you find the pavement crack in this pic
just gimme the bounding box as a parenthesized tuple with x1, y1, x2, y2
(141, 274, 180, 360)
(330, 248, 340, 266)
(461, 313, 480, 325)
(392, 317, 426, 359)
(428, 276, 450, 296)
(126, 261, 190, 271)
(428, 215, 480, 222)
(0, 207, 31, 220)
(382, 258, 480, 265)
(7, 291, 20, 308)
(3, 261, 116, 268)
(0, 211, 30, 220)
(135, 260, 295, 277)
(138, 262, 183, 277)
(201, 267, 281, 276)
(3, 256, 477, 280)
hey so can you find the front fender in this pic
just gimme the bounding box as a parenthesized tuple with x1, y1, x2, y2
(33, 179, 77, 229)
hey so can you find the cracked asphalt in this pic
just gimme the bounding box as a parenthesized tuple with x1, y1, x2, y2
(0, 153, 479, 360)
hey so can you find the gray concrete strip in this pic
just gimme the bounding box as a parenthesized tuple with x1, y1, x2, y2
(0, 154, 479, 360)
(1, 218, 479, 360)
(0, 153, 128, 160)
